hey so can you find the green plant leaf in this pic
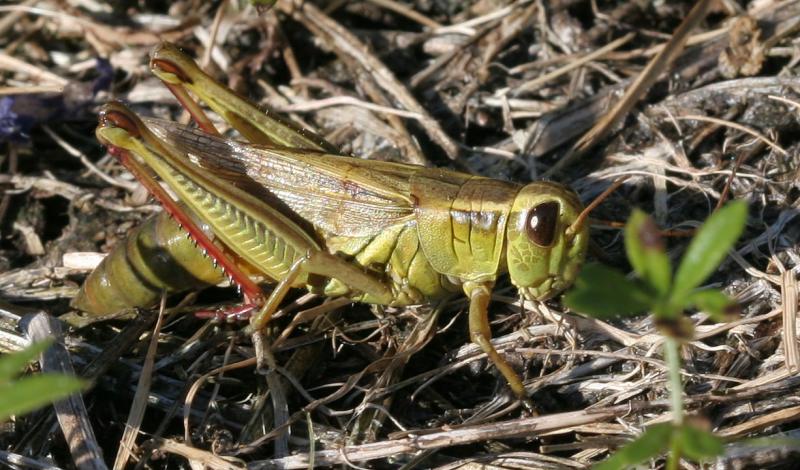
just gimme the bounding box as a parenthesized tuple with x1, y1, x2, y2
(688, 289, 739, 323)
(0, 374, 84, 422)
(625, 209, 672, 295)
(564, 264, 654, 318)
(0, 340, 53, 384)
(677, 424, 724, 460)
(594, 423, 674, 470)
(671, 200, 747, 301)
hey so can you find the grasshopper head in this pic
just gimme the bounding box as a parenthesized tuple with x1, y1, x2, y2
(505, 182, 589, 301)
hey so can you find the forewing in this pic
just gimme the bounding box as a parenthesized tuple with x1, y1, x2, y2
(146, 118, 416, 237)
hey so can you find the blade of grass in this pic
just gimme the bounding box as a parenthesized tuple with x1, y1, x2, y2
(672, 201, 747, 301)
(625, 210, 672, 296)
(0, 374, 84, 421)
(564, 264, 654, 318)
(0, 340, 51, 383)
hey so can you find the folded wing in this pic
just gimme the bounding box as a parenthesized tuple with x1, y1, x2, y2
(146, 118, 417, 238)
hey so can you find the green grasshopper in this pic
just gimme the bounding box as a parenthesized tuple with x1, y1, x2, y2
(75, 43, 590, 405)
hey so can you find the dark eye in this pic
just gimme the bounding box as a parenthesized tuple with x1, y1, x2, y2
(526, 201, 559, 247)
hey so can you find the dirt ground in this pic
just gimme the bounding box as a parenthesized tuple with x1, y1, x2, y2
(2, 0, 800, 468)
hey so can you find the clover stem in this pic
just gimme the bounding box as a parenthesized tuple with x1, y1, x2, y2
(666, 436, 681, 470)
(665, 336, 684, 426)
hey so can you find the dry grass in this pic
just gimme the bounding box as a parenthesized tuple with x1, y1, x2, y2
(1, 0, 800, 468)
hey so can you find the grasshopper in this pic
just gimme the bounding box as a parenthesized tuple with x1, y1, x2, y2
(76, 43, 590, 405)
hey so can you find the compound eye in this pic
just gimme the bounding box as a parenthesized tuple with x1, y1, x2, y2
(526, 201, 559, 247)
